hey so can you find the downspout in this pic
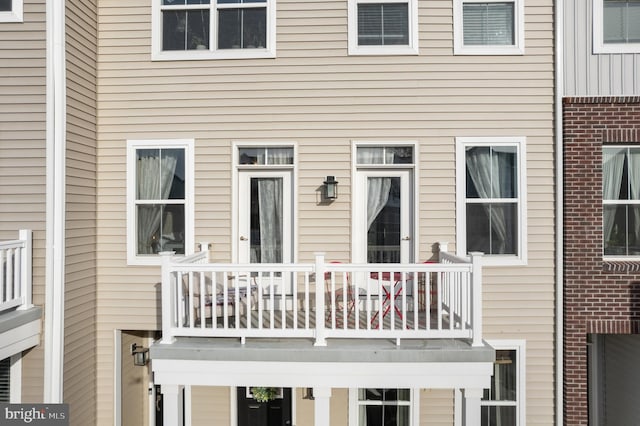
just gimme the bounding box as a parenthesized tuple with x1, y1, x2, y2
(44, 0, 66, 403)
(555, 1, 564, 425)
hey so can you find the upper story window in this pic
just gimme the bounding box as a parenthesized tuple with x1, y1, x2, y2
(127, 140, 195, 265)
(152, 0, 276, 61)
(456, 137, 527, 266)
(603, 146, 640, 257)
(348, 0, 419, 56)
(453, 0, 524, 55)
(593, 0, 640, 53)
(0, 0, 23, 22)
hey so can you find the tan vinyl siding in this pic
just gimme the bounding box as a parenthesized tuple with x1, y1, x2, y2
(64, 0, 98, 424)
(96, 0, 555, 424)
(420, 389, 454, 425)
(191, 387, 230, 425)
(121, 332, 150, 426)
(0, 0, 47, 403)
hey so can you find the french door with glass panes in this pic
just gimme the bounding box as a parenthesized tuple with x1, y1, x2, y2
(354, 169, 414, 264)
(238, 170, 293, 266)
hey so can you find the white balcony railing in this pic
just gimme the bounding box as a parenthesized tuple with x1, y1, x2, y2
(160, 245, 483, 347)
(0, 230, 33, 314)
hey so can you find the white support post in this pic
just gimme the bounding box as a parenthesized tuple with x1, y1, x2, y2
(314, 253, 327, 347)
(469, 252, 483, 347)
(17, 229, 33, 310)
(438, 241, 449, 260)
(313, 387, 332, 426)
(162, 384, 184, 426)
(198, 241, 209, 257)
(160, 251, 176, 344)
(461, 388, 483, 426)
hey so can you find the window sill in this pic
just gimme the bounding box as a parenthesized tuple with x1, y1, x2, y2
(457, 252, 527, 267)
(152, 48, 277, 62)
(603, 258, 640, 273)
(593, 43, 640, 55)
(348, 45, 419, 56)
(454, 45, 524, 56)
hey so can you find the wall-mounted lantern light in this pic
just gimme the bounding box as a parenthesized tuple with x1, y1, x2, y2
(131, 343, 149, 366)
(323, 176, 338, 200)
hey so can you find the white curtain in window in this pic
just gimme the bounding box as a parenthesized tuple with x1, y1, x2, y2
(367, 177, 392, 230)
(137, 151, 178, 254)
(463, 2, 514, 45)
(628, 149, 640, 245)
(603, 148, 626, 243)
(466, 148, 509, 253)
(258, 178, 283, 263)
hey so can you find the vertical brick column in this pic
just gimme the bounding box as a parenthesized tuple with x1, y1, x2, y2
(563, 97, 640, 425)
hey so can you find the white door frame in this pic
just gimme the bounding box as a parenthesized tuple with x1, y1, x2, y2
(353, 169, 414, 264)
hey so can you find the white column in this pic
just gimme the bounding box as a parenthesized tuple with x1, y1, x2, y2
(314, 253, 327, 346)
(162, 384, 184, 426)
(462, 388, 483, 426)
(313, 387, 332, 426)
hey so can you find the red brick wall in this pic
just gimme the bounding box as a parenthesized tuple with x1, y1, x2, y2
(563, 97, 640, 425)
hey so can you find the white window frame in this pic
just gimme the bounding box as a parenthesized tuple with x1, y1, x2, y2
(456, 340, 524, 426)
(455, 137, 527, 266)
(593, 0, 640, 54)
(126, 139, 195, 265)
(0, 355, 21, 403)
(0, 0, 23, 23)
(453, 0, 524, 55)
(348, 388, 419, 426)
(347, 0, 419, 56)
(151, 0, 276, 61)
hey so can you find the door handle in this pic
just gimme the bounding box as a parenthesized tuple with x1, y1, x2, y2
(240, 236, 248, 241)
(402, 236, 411, 241)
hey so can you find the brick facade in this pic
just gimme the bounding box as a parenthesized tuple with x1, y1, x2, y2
(563, 97, 640, 425)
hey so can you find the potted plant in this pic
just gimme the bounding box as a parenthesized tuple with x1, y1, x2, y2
(251, 387, 279, 403)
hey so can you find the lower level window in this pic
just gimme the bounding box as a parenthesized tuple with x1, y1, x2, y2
(356, 388, 412, 425)
(0, 357, 10, 402)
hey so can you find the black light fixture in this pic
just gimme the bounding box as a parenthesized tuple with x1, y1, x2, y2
(131, 343, 149, 366)
(323, 176, 338, 200)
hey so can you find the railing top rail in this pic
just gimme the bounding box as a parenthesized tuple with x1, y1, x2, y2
(439, 251, 472, 264)
(168, 262, 315, 273)
(0, 239, 27, 250)
(172, 251, 208, 264)
(325, 262, 472, 273)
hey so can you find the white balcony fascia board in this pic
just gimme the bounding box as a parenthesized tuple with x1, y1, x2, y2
(152, 359, 493, 390)
(0, 319, 41, 361)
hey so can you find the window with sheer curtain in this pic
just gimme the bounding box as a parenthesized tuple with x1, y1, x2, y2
(603, 146, 640, 256)
(0, 0, 22, 22)
(456, 137, 526, 265)
(127, 140, 194, 264)
(480, 343, 524, 426)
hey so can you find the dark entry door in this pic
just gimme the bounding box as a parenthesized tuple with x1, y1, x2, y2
(237, 387, 292, 426)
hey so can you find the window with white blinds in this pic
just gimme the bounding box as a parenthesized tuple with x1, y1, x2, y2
(603, 0, 640, 44)
(463, 2, 514, 46)
(453, 0, 524, 55)
(594, 0, 640, 53)
(0, 357, 10, 403)
(348, 0, 418, 55)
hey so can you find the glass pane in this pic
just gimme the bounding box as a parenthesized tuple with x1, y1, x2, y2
(0, 0, 11, 12)
(136, 148, 184, 201)
(481, 405, 517, 426)
(218, 0, 266, 3)
(239, 147, 293, 164)
(357, 147, 385, 164)
(604, 1, 627, 43)
(186, 10, 210, 49)
(250, 178, 283, 263)
(218, 8, 267, 49)
(603, 147, 627, 200)
(367, 177, 401, 263)
(484, 350, 517, 401)
(466, 146, 517, 199)
(267, 147, 294, 164)
(467, 203, 517, 255)
(358, 3, 409, 46)
(136, 205, 185, 255)
(629, 1, 640, 42)
(239, 147, 265, 165)
(463, 2, 515, 46)
(387, 146, 413, 164)
(163, 10, 210, 51)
